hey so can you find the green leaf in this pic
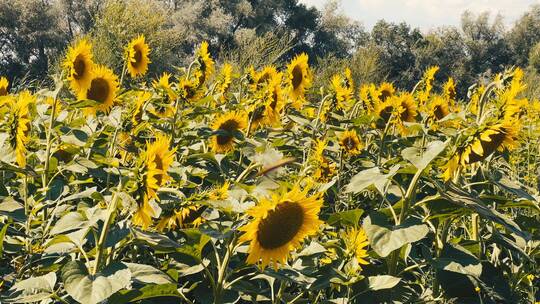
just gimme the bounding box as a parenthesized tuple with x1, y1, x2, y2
(363, 212, 430, 257)
(437, 182, 529, 240)
(345, 165, 400, 194)
(62, 261, 131, 304)
(367, 275, 401, 290)
(50, 212, 87, 235)
(326, 209, 364, 227)
(433, 243, 482, 277)
(124, 262, 173, 284)
(4, 272, 57, 303)
(108, 284, 182, 304)
(401, 140, 447, 171)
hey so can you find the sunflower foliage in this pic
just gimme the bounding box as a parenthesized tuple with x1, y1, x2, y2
(0, 36, 539, 304)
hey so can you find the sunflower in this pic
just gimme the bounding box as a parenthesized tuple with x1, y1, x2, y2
(78, 65, 119, 114)
(468, 85, 485, 116)
(460, 122, 519, 166)
(418, 66, 439, 104)
(208, 181, 230, 201)
(396, 93, 417, 123)
(131, 91, 152, 126)
(443, 78, 457, 102)
(125, 35, 151, 78)
(249, 65, 279, 92)
(195, 41, 215, 87)
(339, 129, 363, 156)
(210, 111, 247, 153)
(359, 84, 374, 112)
(178, 78, 199, 103)
(0, 77, 9, 96)
(9, 92, 34, 167)
(342, 227, 370, 268)
(378, 82, 395, 103)
(286, 53, 311, 109)
(150, 73, 176, 118)
(133, 134, 175, 229)
(312, 139, 336, 182)
(427, 95, 450, 121)
(443, 121, 519, 181)
(63, 39, 94, 93)
(156, 205, 205, 231)
(217, 63, 233, 100)
(239, 184, 323, 269)
(374, 99, 396, 129)
(344, 67, 354, 91)
(330, 74, 353, 111)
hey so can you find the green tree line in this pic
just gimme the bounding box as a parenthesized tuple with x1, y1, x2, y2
(1, 0, 540, 98)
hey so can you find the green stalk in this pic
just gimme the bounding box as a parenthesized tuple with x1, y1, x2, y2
(93, 179, 124, 274)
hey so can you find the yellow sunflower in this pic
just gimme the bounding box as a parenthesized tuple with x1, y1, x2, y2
(344, 67, 354, 91)
(239, 184, 323, 269)
(443, 78, 457, 103)
(9, 92, 34, 167)
(125, 35, 151, 78)
(339, 129, 363, 156)
(286, 53, 311, 109)
(195, 41, 215, 87)
(249, 65, 278, 92)
(156, 205, 205, 231)
(178, 78, 199, 102)
(342, 227, 370, 268)
(218, 63, 233, 100)
(374, 99, 396, 129)
(330, 74, 353, 111)
(131, 91, 152, 126)
(78, 65, 119, 114)
(150, 73, 176, 118)
(0, 77, 9, 96)
(63, 39, 94, 93)
(359, 84, 374, 112)
(396, 93, 417, 123)
(443, 121, 519, 181)
(210, 111, 247, 153)
(133, 133, 176, 229)
(427, 95, 450, 122)
(312, 139, 336, 182)
(378, 82, 395, 103)
(417, 66, 439, 104)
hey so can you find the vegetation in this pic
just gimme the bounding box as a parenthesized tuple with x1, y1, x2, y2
(0, 1, 539, 303)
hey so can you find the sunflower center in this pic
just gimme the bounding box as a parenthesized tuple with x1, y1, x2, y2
(87, 77, 110, 104)
(380, 89, 392, 102)
(468, 129, 507, 163)
(0, 87, 6, 96)
(433, 105, 447, 120)
(270, 90, 278, 110)
(257, 201, 304, 249)
(73, 55, 86, 79)
(251, 106, 265, 123)
(216, 119, 240, 145)
(343, 137, 357, 150)
(380, 105, 393, 122)
(154, 154, 165, 185)
(291, 66, 303, 90)
(132, 48, 143, 68)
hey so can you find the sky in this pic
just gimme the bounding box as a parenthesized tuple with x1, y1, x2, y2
(299, 0, 540, 31)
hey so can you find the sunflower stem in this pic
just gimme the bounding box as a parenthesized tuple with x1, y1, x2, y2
(94, 179, 124, 274)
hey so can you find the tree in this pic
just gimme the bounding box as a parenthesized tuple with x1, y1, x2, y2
(508, 4, 540, 66)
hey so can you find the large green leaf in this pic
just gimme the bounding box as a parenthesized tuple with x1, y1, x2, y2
(363, 212, 430, 257)
(107, 284, 183, 304)
(124, 262, 173, 284)
(367, 275, 401, 290)
(345, 165, 400, 194)
(401, 140, 447, 171)
(3, 272, 56, 303)
(62, 261, 131, 304)
(326, 209, 364, 227)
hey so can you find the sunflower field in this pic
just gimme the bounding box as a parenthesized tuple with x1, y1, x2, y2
(0, 35, 539, 304)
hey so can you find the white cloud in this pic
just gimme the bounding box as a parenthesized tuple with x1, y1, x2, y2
(299, 0, 540, 30)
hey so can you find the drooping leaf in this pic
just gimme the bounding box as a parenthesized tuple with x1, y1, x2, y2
(363, 212, 430, 257)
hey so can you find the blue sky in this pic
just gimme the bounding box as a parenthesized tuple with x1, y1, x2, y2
(299, 0, 540, 31)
